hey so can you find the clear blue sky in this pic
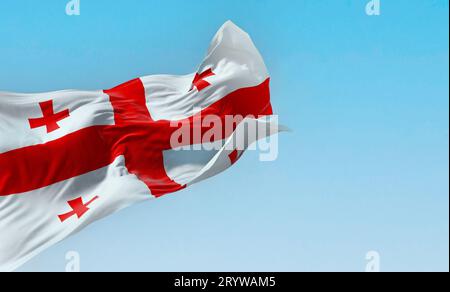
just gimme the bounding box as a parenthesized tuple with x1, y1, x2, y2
(1, 0, 448, 272)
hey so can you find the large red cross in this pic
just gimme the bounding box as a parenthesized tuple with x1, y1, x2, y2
(28, 100, 70, 133)
(0, 78, 272, 198)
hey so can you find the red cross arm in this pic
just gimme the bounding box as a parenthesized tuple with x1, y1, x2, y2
(228, 149, 243, 165)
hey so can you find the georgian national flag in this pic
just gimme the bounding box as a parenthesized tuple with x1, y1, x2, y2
(0, 21, 281, 271)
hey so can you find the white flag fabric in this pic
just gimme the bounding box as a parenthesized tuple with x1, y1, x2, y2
(0, 21, 281, 271)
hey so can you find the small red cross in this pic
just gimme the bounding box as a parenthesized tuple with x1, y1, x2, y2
(228, 149, 243, 165)
(58, 195, 99, 222)
(29, 100, 70, 133)
(191, 68, 215, 92)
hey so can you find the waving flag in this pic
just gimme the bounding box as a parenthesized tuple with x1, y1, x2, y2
(0, 21, 281, 271)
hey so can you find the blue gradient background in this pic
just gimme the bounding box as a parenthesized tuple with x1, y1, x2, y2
(0, 0, 448, 272)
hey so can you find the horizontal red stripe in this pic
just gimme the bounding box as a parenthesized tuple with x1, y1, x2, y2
(0, 126, 115, 196)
